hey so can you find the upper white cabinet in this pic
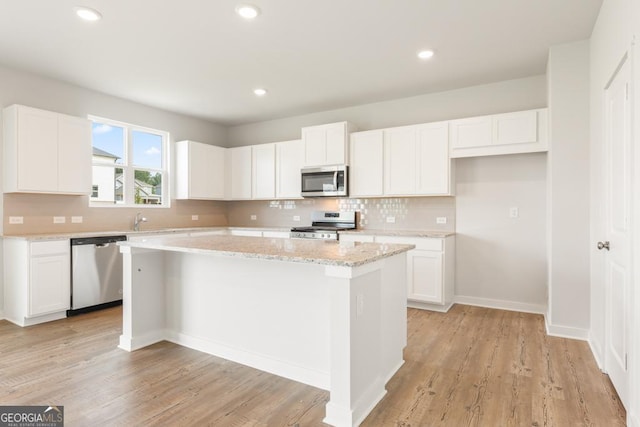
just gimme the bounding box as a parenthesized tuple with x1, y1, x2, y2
(302, 121, 354, 166)
(175, 140, 225, 200)
(384, 122, 453, 196)
(226, 146, 252, 200)
(449, 108, 548, 158)
(350, 130, 384, 197)
(275, 139, 304, 199)
(350, 122, 453, 197)
(3, 104, 91, 195)
(252, 143, 276, 199)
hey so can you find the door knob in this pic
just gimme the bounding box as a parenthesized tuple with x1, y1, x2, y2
(597, 241, 610, 251)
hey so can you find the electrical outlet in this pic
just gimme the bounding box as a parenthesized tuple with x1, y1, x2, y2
(509, 207, 519, 218)
(71, 216, 83, 223)
(293, 215, 301, 222)
(191, 215, 199, 221)
(53, 216, 66, 224)
(436, 217, 447, 224)
(9, 216, 23, 224)
(250, 215, 257, 221)
(386, 216, 396, 223)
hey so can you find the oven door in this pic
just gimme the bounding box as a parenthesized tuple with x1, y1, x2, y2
(301, 165, 348, 197)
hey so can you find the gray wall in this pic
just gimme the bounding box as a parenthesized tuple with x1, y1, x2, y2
(547, 41, 591, 336)
(227, 75, 547, 146)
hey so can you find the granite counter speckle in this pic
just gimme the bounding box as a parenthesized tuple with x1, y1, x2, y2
(119, 234, 414, 268)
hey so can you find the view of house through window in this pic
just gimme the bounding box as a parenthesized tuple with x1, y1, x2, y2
(89, 117, 169, 207)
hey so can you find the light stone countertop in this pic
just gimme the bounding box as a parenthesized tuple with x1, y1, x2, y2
(339, 229, 455, 238)
(120, 234, 415, 268)
(1, 226, 291, 241)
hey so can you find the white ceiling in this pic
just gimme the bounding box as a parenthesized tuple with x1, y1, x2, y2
(0, 0, 602, 126)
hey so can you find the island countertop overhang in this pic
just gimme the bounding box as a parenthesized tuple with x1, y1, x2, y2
(119, 234, 415, 268)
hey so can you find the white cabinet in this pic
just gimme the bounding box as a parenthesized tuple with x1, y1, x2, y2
(449, 108, 548, 158)
(3, 104, 91, 195)
(229, 229, 263, 237)
(350, 130, 384, 197)
(175, 140, 225, 200)
(252, 143, 276, 199)
(339, 233, 455, 311)
(226, 146, 253, 200)
(275, 139, 304, 199)
(384, 122, 452, 196)
(302, 121, 354, 166)
(4, 239, 71, 326)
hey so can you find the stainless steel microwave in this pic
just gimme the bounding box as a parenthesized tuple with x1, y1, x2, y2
(301, 165, 348, 197)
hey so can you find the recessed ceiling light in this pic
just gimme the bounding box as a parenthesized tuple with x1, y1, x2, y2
(417, 50, 435, 60)
(74, 6, 102, 21)
(254, 88, 267, 96)
(236, 4, 261, 19)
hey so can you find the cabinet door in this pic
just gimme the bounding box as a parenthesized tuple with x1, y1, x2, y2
(187, 141, 210, 199)
(252, 143, 276, 199)
(492, 110, 538, 146)
(58, 114, 92, 194)
(407, 250, 443, 304)
(303, 127, 327, 166)
(415, 122, 450, 195)
(17, 106, 59, 192)
(275, 139, 304, 199)
(449, 116, 492, 149)
(325, 123, 347, 164)
(229, 146, 252, 199)
(350, 130, 383, 197)
(209, 145, 226, 199)
(30, 254, 70, 316)
(384, 127, 416, 195)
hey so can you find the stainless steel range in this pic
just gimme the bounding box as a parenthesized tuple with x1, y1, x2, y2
(290, 211, 356, 240)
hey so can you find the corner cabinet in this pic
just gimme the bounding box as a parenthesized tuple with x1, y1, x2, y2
(175, 140, 226, 200)
(340, 234, 455, 312)
(275, 139, 304, 199)
(4, 239, 71, 326)
(449, 108, 548, 158)
(302, 121, 355, 166)
(226, 146, 253, 200)
(3, 104, 92, 195)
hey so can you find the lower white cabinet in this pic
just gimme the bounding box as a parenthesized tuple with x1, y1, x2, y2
(340, 233, 455, 311)
(4, 239, 71, 326)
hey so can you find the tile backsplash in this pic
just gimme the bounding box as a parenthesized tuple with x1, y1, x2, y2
(227, 197, 455, 231)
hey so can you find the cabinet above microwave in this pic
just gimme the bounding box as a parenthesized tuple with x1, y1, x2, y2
(301, 121, 356, 167)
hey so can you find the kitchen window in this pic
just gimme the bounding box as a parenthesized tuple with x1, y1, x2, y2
(89, 116, 170, 207)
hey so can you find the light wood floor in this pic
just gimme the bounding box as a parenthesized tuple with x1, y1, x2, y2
(0, 304, 626, 426)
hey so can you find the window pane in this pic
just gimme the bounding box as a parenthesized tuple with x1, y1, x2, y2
(92, 123, 124, 165)
(134, 170, 162, 205)
(91, 166, 124, 205)
(132, 131, 163, 169)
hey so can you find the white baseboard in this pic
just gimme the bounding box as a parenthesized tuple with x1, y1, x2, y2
(588, 334, 605, 370)
(453, 295, 547, 315)
(544, 315, 589, 341)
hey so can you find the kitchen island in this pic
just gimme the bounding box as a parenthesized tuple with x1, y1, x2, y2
(118, 235, 413, 427)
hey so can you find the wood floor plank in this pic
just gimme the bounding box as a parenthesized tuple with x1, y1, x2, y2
(0, 304, 626, 426)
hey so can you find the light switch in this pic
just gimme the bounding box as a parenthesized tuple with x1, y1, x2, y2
(71, 216, 83, 223)
(53, 216, 66, 224)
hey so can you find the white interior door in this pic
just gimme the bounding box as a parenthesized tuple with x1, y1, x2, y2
(602, 55, 632, 409)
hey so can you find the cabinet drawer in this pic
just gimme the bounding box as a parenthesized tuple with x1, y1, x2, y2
(374, 236, 443, 251)
(339, 234, 375, 243)
(30, 240, 69, 256)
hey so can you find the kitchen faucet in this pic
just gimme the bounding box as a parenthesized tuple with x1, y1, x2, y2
(133, 212, 147, 231)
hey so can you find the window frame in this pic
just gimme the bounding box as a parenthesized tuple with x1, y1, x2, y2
(88, 115, 171, 208)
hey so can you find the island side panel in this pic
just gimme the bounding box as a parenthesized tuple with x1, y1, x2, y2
(162, 252, 332, 390)
(324, 256, 407, 427)
(119, 246, 167, 351)
(380, 252, 408, 382)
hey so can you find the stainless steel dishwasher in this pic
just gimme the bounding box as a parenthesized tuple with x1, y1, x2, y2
(68, 235, 127, 316)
